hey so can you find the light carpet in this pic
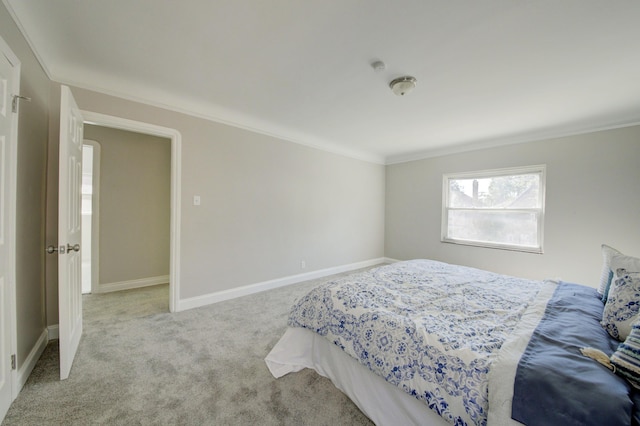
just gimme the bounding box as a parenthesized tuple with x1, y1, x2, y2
(2, 270, 378, 425)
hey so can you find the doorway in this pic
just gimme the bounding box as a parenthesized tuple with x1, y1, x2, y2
(80, 126, 171, 297)
(80, 111, 181, 312)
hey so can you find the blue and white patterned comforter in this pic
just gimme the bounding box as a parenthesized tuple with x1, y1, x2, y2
(288, 260, 545, 426)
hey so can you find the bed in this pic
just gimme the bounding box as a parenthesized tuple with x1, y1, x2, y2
(265, 257, 640, 426)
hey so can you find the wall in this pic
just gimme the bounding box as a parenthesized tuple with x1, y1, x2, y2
(0, 3, 49, 368)
(385, 125, 640, 287)
(44, 84, 386, 322)
(83, 125, 170, 287)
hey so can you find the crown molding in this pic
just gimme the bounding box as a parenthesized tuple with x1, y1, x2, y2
(385, 119, 640, 165)
(2, 0, 53, 79)
(56, 75, 386, 165)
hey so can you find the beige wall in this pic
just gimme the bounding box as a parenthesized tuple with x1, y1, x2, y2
(0, 4, 49, 367)
(83, 125, 170, 285)
(385, 125, 640, 286)
(43, 84, 386, 321)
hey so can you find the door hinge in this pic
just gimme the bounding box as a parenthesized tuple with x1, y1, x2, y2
(12, 95, 31, 113)
(11, 354, 16, 370)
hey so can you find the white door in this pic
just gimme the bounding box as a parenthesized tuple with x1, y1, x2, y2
(58, 86, 84, 380)
(0, 41, 19, 420)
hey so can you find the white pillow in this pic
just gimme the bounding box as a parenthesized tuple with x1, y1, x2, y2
(598, 244, 621, 299)
(602, 253, 640, 341)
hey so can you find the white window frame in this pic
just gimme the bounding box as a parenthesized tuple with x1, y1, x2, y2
(441, 165, 546, 253)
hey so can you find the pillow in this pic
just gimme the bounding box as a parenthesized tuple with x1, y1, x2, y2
(611, 317, 640, 389)
(602, 253, 640, 340)
(599, 244, 621, 301)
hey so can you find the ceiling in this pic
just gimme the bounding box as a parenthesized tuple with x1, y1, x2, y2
(5, 1, 640, 164)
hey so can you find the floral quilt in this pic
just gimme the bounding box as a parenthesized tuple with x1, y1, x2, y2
(288, 260, 544, 426)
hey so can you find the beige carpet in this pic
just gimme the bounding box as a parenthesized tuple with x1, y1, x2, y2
(2, 271, 377, 425)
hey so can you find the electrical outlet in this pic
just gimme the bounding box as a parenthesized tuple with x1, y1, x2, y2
(300, 260, 306, 269)
(193, 195, 201, 206)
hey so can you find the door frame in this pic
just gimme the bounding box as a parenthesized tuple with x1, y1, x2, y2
(0, 33, 20, 408)
(80, 111, 181, 312)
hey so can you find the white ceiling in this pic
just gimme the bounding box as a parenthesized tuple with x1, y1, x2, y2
(5, 0, 640, 164)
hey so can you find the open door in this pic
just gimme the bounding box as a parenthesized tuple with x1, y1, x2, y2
(58, 86, 83, 380)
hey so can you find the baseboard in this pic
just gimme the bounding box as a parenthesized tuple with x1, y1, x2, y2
(95, 275, 169, 293)
(176, 257, 388, 312)
(17, 329, 48, 392)
(383, 257, 401, 263)
(48, 324, 59, 340)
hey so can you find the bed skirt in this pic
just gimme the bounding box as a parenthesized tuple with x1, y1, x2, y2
(265, 327, 450, 426)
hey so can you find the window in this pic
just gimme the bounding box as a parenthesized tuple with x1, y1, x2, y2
(442, 165, 546, 253)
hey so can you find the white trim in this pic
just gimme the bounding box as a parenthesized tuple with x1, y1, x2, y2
(385, 120, 640, 165)
(95, 275, 170, 294)
(80, 110, 181, 313)
(0, 33, 20, 405)
(65, 78, 384, 165)
(47, 325, 59, 341)
(1, 1, 53, 79)
(49, 71, 640, 167)
(16, 330, 47, 393)
(176, 258, 387, 312)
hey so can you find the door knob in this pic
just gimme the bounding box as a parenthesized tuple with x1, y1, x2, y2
(46, 244, 80, 254)
(67, 243, 80, 253)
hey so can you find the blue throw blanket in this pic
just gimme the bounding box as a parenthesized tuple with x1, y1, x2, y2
(512, 282, 633, 425)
